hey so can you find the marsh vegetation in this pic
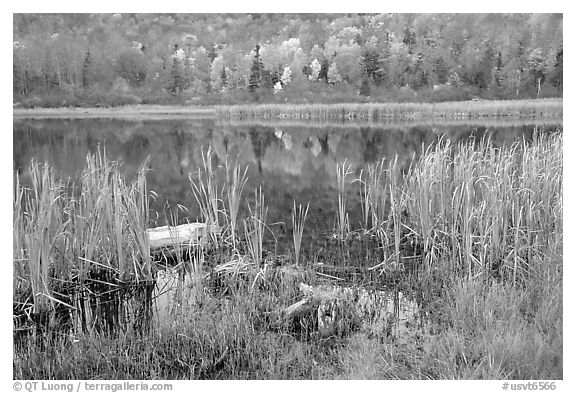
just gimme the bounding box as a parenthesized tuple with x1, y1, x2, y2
(13, 127, 562, 379)
(217, 98, 563, 122)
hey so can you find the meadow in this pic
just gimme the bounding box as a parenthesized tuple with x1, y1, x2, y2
(13, 131, 562, 379)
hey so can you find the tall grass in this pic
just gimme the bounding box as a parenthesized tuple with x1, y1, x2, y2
(335, 161, 352, 241)
(356, 158, 390, 248)
(14, 150, 154, 333)
(243, 187, 268, 267)
(341, 130, 562, 282)
(292, 201, 309, 266)
(190, 147, 222, 248)
(16, 162, 67, 315)
(217, 99, 563, 122)
(402, 131, 562, 281)
(224, 157, 248, 251)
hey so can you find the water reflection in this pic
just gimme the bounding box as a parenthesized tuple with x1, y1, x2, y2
(14, 118, 561, 248)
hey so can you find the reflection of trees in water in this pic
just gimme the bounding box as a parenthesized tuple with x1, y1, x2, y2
(249, 126, 277, 174)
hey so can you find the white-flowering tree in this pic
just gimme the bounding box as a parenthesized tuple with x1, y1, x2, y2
(309, 58, 321, 81)
(273, 81, 283, 94)
(260, 43, 283, 81)
(281, 66, 292, 85)
(323, 35, 362, 85)
(337, 26, 362, 45)
(260, 38, 306, 89)
(210, 55, 226, 91)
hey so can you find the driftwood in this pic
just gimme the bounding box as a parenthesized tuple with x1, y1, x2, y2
(283, 283, 346, 338)
(283, 282, 420, 339)
(147, 223, 219, 250)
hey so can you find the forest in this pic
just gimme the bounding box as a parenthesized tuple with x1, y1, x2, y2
(13, 13, 563, 107)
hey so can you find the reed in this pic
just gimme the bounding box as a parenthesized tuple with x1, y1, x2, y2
(14, 150, 154, 333)
(401, 131, 562, 282)
(19, 161, 67, 314)
(190, 147, 222, 248)
(362, 158, 389, 233)
(243, 187, 268, 267)
(335, 160, 352, 241)
(217, 99, 563, 122)
(356, 170, 371, 231)
(224, 158, 248, 251)
(292, 201, 309, 266)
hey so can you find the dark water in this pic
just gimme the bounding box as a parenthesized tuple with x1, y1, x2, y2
(13, 117, 561, 249)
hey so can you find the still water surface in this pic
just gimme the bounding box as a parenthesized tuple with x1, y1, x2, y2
(13, 117, 561, 248)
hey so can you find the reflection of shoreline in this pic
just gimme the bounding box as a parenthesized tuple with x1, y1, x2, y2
(219, 117, 563, 131)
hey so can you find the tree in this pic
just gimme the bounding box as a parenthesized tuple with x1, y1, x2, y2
(168, 45, 187, 94)
(547, 46, 562, 93)
(309, 58, 321, 81)
(189, 46, 211, 93)
(527, 47, 545, 97)
(361, 48, 385, 86)
(82, 49, 92, 89)
(115, 48, 147, 87)
(248, 44, 263, 94)
(11, 13, 564, 104)
(359, 73, 370, 96)
(402, 26, 417, 53)
(280, 66, 292, 86)
(319, 59, 330, 83)
(333, 43, 362, 84)
(388, 42, 411, 87)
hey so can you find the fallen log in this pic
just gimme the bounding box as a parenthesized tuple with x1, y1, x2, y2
(282, 282, 420, 339)
(282, 283, 350, 338)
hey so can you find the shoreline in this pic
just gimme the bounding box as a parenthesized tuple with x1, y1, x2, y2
(13, 98, 563, 120)
(12, 104, 217, 119)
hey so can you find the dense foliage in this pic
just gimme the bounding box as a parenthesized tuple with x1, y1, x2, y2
(13, 13, 563, 107)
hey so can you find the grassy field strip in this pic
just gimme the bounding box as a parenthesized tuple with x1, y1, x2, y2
(13, 105, 217, 119)
(218, 98, 563, 121)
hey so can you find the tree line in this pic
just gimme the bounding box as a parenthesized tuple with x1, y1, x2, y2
(13, 13, 563, 107)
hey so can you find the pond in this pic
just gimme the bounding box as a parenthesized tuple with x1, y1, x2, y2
(13, 117, 561, 252)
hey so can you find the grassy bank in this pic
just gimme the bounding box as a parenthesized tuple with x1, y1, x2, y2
(14, 132, 562, 379)
(13, 104, 216, 119)
(217, 98, 563, 122)
(14, 99, 562, 124)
